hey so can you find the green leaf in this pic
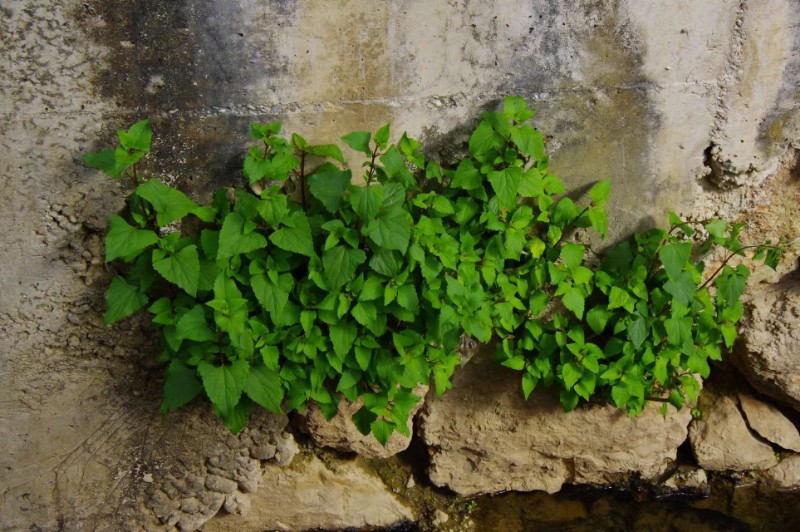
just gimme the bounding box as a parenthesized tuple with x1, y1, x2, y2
(468, 120, 501, 160)
(323, 246, 366, 289)
(350, 185, 384, 222)
(291, 132, 308, 151)
(487, 167, 523, 210)
(220, 398, 254, 434)
(353, 405, 378, 436)
(371, 418, 394, 446)
(396, 285, 419, 313)
(355, 346, 373, 371)
(217, 212, 268, 259)
(551, 197, 579, 229)
(374, 123, 391, 149)
(152, 245, 200, 296)
(363, 207, 411, 253)
(161, 359, 203, 414)
(664, 271, 696, 306)
(270, 211, 314, 257)
(135, 180, 199, 227)
(82, 149, 126, 179)
(257, 190, 289, 227)
(721, 324, 738, 348)
(560, 389, 580, 411)
(588, 208, 608, 238)
(503, 96, 535, 123)
(560, 243, 585, 270)
(509, 125, 538, 157)
(249, 122, 281, 140)
(176, 304, 216, 342)
(308, 166, 352, 213)
(715, 265, 748, 307)
(586, 305, 612, 335)
(628, 316, 649, 349)
(561, 361, 582, 390)
(251, 274, 291, 322)
(243, 364, 283, 413)
(330, 321, 357, 360)
(574, 372, 597, 400)
(659, 242, 691, 281)
(706, 219, 728, 238)
(341, 131, 372, 156)
(306, 143, 345, 163)
(244, 151, 299, 184)
(608, 286, 633, 310)
(197, 359, 250, 416)
(118, 119, 152, 152)
(502, 356, 526, 371)
(105, 215, 159, 262)
(104, 276, 148, 324)
(562, 287, 585, 319)
(451, 160, 483, 190)
(589, 179, 611, 206)
(522, 372, 538, 400)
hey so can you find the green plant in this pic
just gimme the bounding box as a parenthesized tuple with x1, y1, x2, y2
(86, 118, 465, 444)
(84, 98, 786, 444)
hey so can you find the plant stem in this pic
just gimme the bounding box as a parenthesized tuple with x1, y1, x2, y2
(299, 151, 307, 209)
(552, 205, 590, 248)
(366, 146, 379, 186)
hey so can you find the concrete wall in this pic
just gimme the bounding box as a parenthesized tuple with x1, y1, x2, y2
(1, 0, 798, 528)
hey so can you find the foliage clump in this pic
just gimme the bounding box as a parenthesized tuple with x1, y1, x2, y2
(84, 98, 785, 443)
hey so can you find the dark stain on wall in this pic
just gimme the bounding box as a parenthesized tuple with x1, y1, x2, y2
(73, 1, 293, 197)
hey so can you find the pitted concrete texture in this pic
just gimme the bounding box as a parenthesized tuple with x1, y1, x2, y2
(2, 0, 799, 529)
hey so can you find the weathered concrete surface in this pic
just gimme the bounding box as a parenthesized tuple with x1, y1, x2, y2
(418, 347, 694, 495)
(2, 0, 800, 528)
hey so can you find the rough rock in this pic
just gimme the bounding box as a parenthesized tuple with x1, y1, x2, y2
(762, 454, 800, 490)
(418, 347, 693, 496)
(134, 407, 299, 530)
(659, 466, 710, 498)
(689, 390, 776, 471)
(738, 393, 800, 452)
(300, 384, 428, 459)
(732, 277, 800, 412)
(204, 455, 414, 531)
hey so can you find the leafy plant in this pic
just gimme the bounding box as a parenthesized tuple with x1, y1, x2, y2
(84, 99, 786, 445)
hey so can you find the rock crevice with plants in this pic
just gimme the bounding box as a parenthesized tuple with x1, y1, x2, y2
(81, 97, 794, 530)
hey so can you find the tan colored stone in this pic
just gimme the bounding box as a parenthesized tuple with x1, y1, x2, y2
(763, 454, 800, 490)
(204, 455, 414, 531)
(689, 391, 776, 471)
(300, 384, 428, 459)
(732, 279, 800, 412)
(738, 393, 800, 452)
(418, 347, 693, 495)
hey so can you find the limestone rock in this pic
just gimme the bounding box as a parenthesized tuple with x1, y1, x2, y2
(299, 384, 428, 459)
(731, 277, 800, 412)
(418, 347, 693, 496)
(689, 391, 776, 471)
(738, 393, 800, 452)
(763, 454, 800, 490)
(204, 455, 414, 531)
